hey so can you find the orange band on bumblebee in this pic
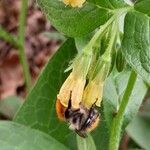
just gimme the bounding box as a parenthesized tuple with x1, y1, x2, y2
(56, 99, 66, 121)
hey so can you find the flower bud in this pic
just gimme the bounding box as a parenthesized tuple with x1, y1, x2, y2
(62, 0, 86, 7)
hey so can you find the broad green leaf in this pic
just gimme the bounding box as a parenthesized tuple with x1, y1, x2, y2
(37, 0, 112, 37)
(0, 96, 23, 119)
(76, 134, 96, 150)
(103, 75, 119, 128)
(87, 0, 128, 9)
(134, 0, 150, 16)
(127, 116, 150, 150)
(0, 121, 68, 150)
(103, 69, 147, 129)
(91, 111, 110, 150)
(122, 11, 150, 85)
(14, 39, 77, 149)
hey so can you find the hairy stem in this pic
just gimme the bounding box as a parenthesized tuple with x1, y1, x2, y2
(109, 70, 137, 150)
(0, 27, 20, 48)
(18, 0, 32, 91)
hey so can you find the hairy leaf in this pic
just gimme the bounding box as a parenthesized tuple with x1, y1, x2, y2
(14, 39, 77, 149)
(127, 116, 150, 150)
(91, 112, 110, 150)
(134, 0, 150, 16)
(0, 121, 68, 150)
(0, 96, 23, 119)
(88, 0, 128, 9)
(103, 69, 147, 129)
(37, 0, 112, 37)
(76, 134, 96, 150)
(122, 11, 150, 85)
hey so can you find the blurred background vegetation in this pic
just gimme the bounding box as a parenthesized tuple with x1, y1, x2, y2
(0, 0, 149, 150)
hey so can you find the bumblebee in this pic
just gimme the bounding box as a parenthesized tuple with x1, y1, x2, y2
(56, 92, 100, 138)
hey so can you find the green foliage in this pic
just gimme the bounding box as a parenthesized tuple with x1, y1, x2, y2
(0, 0, 150, 149)
(134, 0, 150, 16)
(37, 0, 112, 37)
(0, 96, 23, 119)
(87, 0, 127, 9)
(76, 134, 96, 150)
(43, 31, 66, 42)
(103, 69, 147, 129)
(116, 49, 125, 72)
(0, 121, 68, 150)
(0, 26, 20, 48)
(126, 101, 150, 150)
(127, 116, 150, 150)
(122, 11, 150, 85)
(14, 39, 78, 149)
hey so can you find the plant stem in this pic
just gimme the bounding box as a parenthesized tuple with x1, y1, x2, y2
(85, 15, 116, 52)
(109, 70, 137, 150)
(102, 20, 118, 61)
(0, 27, 20, 48)
(18, 0, 32, 91)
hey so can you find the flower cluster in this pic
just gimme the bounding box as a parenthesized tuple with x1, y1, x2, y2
(57, 16, 117, 111)
(57, 45, 111, 110)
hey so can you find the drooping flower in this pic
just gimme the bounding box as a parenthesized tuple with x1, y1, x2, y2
(57, 50, 92, 109)
(82, 56, 111, 109)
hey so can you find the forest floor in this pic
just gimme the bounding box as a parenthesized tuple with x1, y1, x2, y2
(0, 0, 62, 99)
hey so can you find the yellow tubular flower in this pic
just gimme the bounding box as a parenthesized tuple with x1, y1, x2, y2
(57, 50, 92, 109)
(82, 57, 111, 109)
(63, 0, 86, 7)
(82, 80, 104, 109)
(57, 72, 86, 109)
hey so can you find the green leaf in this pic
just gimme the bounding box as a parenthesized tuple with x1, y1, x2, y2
(14, 39, 77, 149)
(0, 96, 23, 119)
(103, 69, 147, 129)
(91, 112, 110, 150)
(127, 116, 150, 150)
(43, 31, 66, 42)
(134, 0, 150, 16)
(37, 0, 112, 37)
(76, 134, 96, 150)
(87, 0, 128, 9)
(116, 49, 125, 72)
(0, 121, 68, 150)
(122, 11, 150, 85)
(75, 33, 93, 51)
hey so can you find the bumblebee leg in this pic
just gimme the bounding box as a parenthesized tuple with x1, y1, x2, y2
(91, 98, 98, 109)
(65, 91, 73, 119)
(75, 130, 87, 138)
(67, 91, 72, 109)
